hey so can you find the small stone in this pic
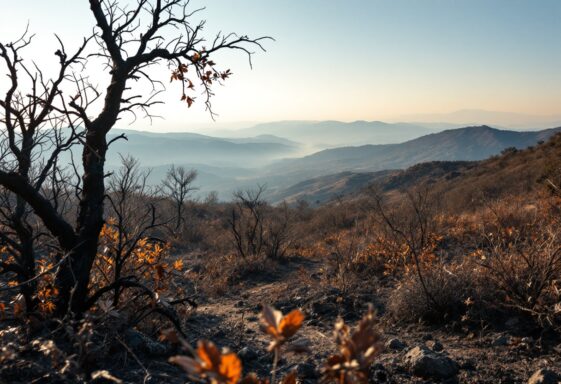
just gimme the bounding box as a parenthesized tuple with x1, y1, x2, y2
(493, 335, 511, 347)
(124, 329, 168, 356)
(404, 346, 459, 379)
(213, 330, 226, 339)
(527, 369, 561, 384)
(385, 338, 407, 351)
(427, 340, 444, 352)
(369, 363, 389, 383)
(460, 359, 477, 371)
(505, 317, 520, 328)
(296, 363, 318, 379)
(238, 347, 258, 362)
(311, 301, 337, 316)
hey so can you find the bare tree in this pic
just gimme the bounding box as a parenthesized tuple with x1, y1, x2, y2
(162, 165, 197, 232)
(229, 186, 267, 259)
(265, 202, 293, 260)
(0, 0, 270, 316)
(0, 30, 87, 312)
(229, 186, 293, 260)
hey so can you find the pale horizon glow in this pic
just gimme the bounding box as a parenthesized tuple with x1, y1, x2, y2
(1, 1, 560, 132)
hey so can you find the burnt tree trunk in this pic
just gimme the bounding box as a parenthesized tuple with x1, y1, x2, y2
(55, 72, 127, 315)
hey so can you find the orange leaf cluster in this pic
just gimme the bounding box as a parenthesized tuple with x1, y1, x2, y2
(260, 306, 304, 351)
(170, 340, 242, 384)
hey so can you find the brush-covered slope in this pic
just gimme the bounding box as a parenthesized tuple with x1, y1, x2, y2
(269, 128, 561, 205)
(268, 126, 560, 177)
(365, 132, 561, 210)
(268, 170, 394, 205)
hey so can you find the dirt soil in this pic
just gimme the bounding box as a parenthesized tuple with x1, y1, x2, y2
(1, 255, 560, 383)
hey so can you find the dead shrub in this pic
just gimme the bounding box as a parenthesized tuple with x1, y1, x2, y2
(387, 262, 477, 324)
(197, 253, 274, 296)
(473, 201, 561, 330)
(229, 187, 295, 262)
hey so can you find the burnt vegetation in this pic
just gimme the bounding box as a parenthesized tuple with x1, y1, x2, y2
(1, 1, 561, 383)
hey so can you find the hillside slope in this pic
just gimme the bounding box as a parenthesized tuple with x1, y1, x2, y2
(355, 132, 561, 211)
(267, 126, 560, 179)
(271, 130, 561, 206)
(104, 129, 300, 168)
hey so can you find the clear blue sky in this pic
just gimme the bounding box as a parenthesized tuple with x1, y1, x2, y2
(1, 1, 560, 130)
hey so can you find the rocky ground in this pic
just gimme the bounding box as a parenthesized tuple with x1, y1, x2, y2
(171, 256, 561, 383)
(1, 256, 560, 383)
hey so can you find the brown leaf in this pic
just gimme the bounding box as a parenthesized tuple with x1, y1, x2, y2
(169, 355, 203, 376)
(186, 96, 195, 108)
(218, 353, 242, 384)
(197, 340, 222, 371)
(279, 309, 304, 339)
(260, 305, 282, 337)
(281, 372, 297, 384)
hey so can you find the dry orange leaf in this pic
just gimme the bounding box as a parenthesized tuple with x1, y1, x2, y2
(260, 306, 304, 351)
(170, 340, 242, 384)
(173, 259, 184, 271)
(279, 310, 304, 339)
(218, 353, 242, 384)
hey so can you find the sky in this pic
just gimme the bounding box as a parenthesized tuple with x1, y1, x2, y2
(1, 0, 560, 131)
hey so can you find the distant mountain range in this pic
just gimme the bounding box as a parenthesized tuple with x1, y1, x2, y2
(263, 125, 561, 202)
(220, 120, 434, 148)
(397, 109, 561, 130)
(267, 125, 559, 175)
(105, 129, 300, 168)
(97, 124, 561, 202)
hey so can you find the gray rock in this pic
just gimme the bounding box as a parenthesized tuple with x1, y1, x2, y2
(460, 359, 477, 371)
(493, 335, 511, 347)
(427, 340, 444, 352)
(238, 346, 258, 362)
(422, 333, 434, 341)
(385, 338, 407, 351)
(124, 329, 168, 356)
(296, 363, 318, 379)
(505, 316, 520, 328)
(404, 346, 459, 379)
(527, 369, 561, 384)
(369, 363, 389, 383)
(311, 300, 337, 316)
(520, 337, 534, 348)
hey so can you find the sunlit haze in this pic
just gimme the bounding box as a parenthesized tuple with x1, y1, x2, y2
(1, 1, 560, 131)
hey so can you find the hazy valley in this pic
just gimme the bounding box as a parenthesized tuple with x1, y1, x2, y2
(106, 122, 561, 204)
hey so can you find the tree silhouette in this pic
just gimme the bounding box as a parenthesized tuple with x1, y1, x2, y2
(162, 165, 198, 232)
(0, 0, 270, 316)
